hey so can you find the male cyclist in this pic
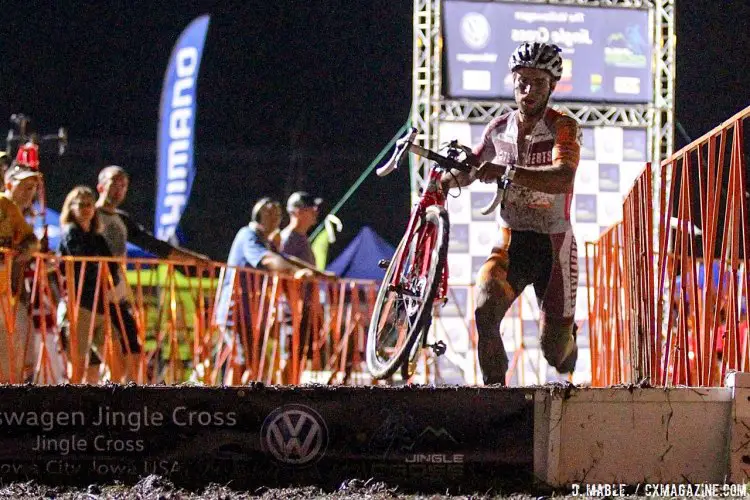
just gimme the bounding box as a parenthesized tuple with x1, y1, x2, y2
(441, 42, 581, 385)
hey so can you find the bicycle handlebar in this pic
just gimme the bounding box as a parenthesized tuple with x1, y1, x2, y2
(377, 127, 504, 215)
(377, 128, 476, 177)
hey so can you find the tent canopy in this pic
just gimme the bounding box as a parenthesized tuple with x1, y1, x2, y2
(327, 226, 396, 281)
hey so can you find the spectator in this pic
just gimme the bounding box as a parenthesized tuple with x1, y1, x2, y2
(280, 191, 321, 265)
(58, 186, 121, 383)
(0, 152, 11, 180)
(279, 192, 326, 376)
(214, 197, 332, 384)
(95, 165, 209, 382)
(0, 164, 40, 382)
(95, 165, 208, 264)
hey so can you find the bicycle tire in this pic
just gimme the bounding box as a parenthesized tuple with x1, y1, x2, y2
(366, 206, 449, 380)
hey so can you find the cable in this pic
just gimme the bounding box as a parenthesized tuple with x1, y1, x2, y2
(309, 119, 411, 241)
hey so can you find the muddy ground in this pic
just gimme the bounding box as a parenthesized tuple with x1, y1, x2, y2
(0, 476, 560, 499)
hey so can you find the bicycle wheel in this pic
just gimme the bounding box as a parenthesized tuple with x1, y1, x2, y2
(367, 206, 449, 380)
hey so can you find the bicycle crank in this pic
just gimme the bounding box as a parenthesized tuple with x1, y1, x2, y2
(429, 340, 447, 356)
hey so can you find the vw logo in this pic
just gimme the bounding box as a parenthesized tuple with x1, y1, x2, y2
(261, 404, 328, 466)
(460, 13, 491, 50)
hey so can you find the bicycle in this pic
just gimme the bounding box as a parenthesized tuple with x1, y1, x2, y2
(365, 128, 506, 381)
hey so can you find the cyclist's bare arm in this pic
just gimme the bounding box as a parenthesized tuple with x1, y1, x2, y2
(260, 252, 334, 278)
(476, 161, 575, 194)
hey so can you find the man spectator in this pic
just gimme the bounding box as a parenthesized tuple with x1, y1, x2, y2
(95, 165, 209, 382)
(0, 164, 41, 382)
(280, 191, 321, 265)
(96, 165, 208, 264)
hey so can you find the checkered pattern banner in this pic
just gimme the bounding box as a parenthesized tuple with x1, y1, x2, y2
(427, 121, 647, 385)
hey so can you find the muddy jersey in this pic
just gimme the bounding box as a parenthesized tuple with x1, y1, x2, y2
(473, 108, 581, 234)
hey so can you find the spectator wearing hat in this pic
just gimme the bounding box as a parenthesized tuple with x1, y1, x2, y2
(0, 164, 40, 254)
(280, 191, 322, 266)
(0, 163, 41, 382)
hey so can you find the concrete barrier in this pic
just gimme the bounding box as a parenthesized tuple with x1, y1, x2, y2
(0, 378, 747, 493)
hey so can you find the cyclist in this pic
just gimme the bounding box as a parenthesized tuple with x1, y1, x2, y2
(441, 42, 581, 385)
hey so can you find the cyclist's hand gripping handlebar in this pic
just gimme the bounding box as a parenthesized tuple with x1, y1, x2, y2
(377, 127, 508, 215)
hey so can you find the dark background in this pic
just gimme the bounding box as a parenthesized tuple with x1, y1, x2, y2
(1, 1, 748, 261)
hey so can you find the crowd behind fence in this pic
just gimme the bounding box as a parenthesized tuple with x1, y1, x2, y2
(0, 246, 562, 386)
(588, 105, 750, 387)
(0, 250, 380, 385)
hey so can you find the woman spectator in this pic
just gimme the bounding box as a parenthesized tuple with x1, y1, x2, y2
(57, 186, 121, 383)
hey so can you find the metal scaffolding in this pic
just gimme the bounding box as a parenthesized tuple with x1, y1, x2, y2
(410, 0, 676, 191)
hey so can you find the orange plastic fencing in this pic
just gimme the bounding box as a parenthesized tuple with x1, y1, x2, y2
(588, 105, 750, 386)
(0, 250, 380, 386)
(0, 247, 559, 386)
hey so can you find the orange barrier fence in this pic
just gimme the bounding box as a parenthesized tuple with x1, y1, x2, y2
(0, 245, 559, 386)
(0, 250, 379, 385)
(588, 105, 750, 386)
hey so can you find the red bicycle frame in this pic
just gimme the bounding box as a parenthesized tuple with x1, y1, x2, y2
(387, 166, 449, 303)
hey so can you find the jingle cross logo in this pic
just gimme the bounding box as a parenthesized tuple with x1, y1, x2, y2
(261, 404, 329, 466)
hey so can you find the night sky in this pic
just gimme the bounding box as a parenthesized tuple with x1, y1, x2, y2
(1, 1, 748, 260)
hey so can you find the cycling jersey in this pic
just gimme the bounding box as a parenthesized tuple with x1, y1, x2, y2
(473, 108, 581, 234)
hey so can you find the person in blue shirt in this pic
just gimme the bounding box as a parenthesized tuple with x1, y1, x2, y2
(214, 197, 332, 384)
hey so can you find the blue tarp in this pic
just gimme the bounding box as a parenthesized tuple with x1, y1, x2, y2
(36, 207, 153, 258)
(327, 226, 396, 280)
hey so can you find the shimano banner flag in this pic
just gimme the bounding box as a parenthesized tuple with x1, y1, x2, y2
(155, 15, 210, 241)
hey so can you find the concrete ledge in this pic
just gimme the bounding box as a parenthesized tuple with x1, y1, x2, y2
(534, 386, 732, 486)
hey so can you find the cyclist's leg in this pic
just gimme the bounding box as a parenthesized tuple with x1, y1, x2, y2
(474, 229, 529, 385)
(535, 230, 578, 374)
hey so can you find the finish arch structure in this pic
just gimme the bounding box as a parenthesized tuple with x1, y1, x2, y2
(409, 0, 675, 195)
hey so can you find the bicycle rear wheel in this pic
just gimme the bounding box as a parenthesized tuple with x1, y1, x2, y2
(366, 206, 449, 380)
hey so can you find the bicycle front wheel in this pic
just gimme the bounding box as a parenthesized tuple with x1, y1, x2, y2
(366, 206, 449, 380)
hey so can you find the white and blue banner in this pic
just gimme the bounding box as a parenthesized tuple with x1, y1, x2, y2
(443, 1, 653, 103)
(155, 15, 210, 241)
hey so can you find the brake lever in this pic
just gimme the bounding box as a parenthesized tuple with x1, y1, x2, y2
(377, 128, 418, 177)
(479, 178, 507, 215)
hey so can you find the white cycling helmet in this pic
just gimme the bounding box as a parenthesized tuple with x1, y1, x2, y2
(508, 42, 564, 81)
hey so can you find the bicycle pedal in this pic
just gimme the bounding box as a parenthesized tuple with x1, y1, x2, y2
(378, 259, 391, 269)
(429, 340, 447, 356)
